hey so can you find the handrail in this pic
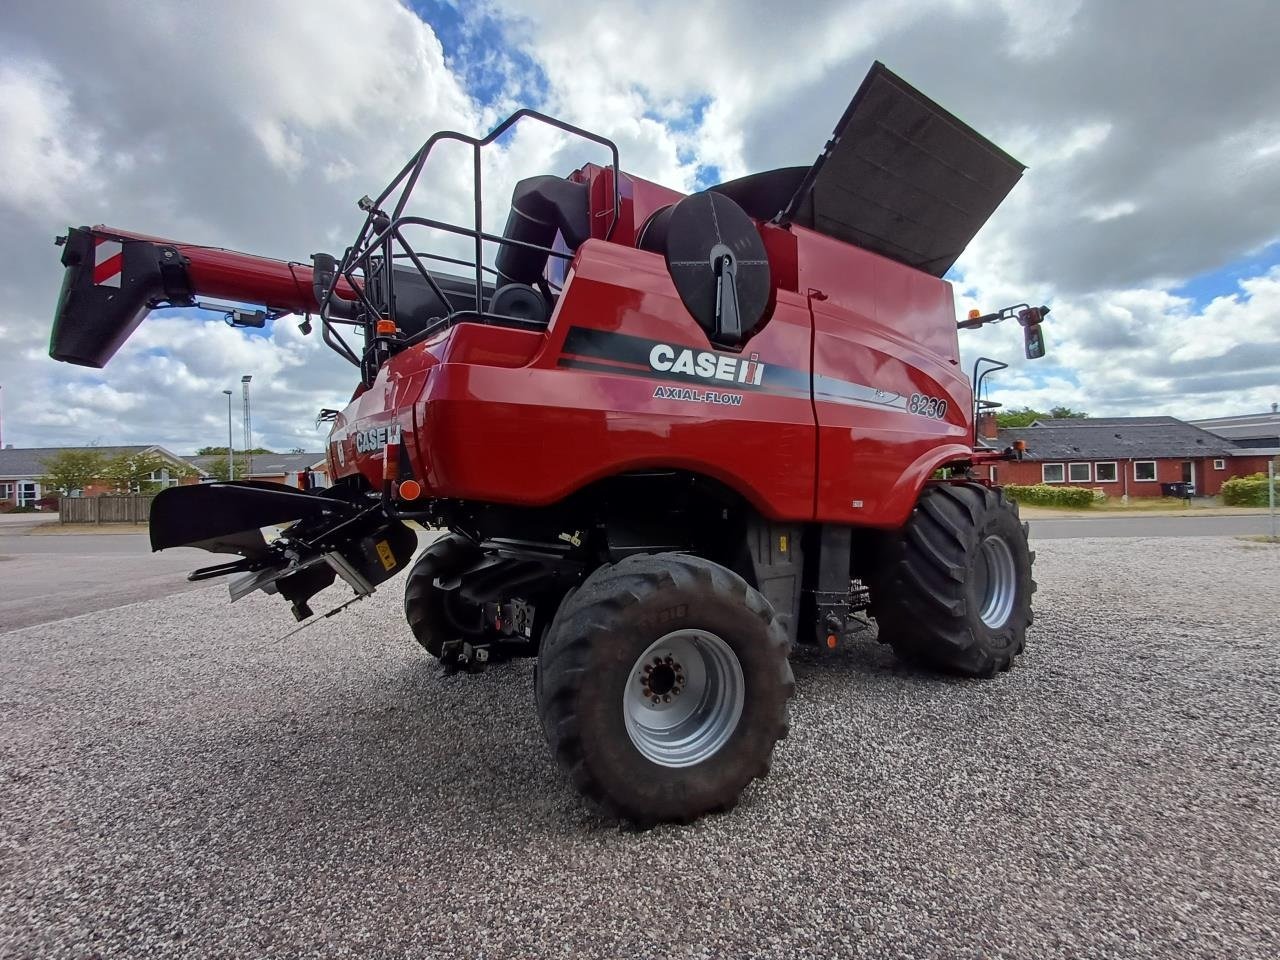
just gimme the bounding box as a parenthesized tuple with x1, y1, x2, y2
(971, 357, 1009, 446)
(313, 110, 620, 381)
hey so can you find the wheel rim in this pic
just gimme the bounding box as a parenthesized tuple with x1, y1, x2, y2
(975, 534, 1017, 629)
(622, 629, 745, 768)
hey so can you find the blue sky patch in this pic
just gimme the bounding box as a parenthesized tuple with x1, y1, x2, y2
(412, 1, 549, 109)
(1173, 242, 1279, 309)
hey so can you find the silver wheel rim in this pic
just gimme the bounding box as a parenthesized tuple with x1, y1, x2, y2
(975, 534, 1017, 628)
(622, 629, 745, 768)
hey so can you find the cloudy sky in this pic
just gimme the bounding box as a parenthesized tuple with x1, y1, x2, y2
(1, 0, 1277, 452)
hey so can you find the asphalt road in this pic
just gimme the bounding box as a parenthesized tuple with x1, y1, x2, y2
(0, 525, 206, 632)
(2, 536, 1277, 958)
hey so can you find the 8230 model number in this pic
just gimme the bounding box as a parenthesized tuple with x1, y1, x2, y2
(907, 393, 948, 419)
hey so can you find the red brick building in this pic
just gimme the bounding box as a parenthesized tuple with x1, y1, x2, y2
(976, 416, 1274, 498)
(0, 444, 203, 510)
(187, 452, 328, 489)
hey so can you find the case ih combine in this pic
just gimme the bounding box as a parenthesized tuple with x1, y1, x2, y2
(49, 63, 1047, 825)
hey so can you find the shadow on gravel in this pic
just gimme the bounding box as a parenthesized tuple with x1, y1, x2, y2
(786, 625, 971, 687)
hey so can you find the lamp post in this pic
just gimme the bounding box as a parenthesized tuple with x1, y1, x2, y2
(241, 375, 253, 477)
(222, 389, 235, 481)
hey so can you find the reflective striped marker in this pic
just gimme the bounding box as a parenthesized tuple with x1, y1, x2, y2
(93, 238, 123, 288)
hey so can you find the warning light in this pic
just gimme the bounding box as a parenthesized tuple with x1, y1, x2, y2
(826, 634, 838, 649)
(398, 479, 422, 501)
(968, 308, 982, 320)
(376, 318, 397, 336)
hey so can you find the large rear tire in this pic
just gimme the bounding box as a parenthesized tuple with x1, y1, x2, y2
(873, 483, 1035, 677)
(537, 553, 793, 827)
(403, 533, 487, 658)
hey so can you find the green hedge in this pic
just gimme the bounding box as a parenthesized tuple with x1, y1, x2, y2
(1222, 472, 1279, 507)
(1003, 483, 1096, 508)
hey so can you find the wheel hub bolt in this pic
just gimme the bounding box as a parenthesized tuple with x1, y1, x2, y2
(639, 655, 686, 704)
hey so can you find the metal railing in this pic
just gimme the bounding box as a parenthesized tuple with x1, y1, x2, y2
(315, 110, 621, 377)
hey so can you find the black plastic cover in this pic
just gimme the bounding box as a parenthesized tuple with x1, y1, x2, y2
(49, 227, 193, 368)
(661, 192, 772, 346)
(708, 167, 808, 222)
(495, 176, 590, 285)
(382, 264, 496, 336)
(714, 62, 1026, 278)
(150, 481, 344, 555)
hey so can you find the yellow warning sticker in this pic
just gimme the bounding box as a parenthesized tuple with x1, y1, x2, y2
(375, 540, 396, 571)
(779, 534, 788, 554)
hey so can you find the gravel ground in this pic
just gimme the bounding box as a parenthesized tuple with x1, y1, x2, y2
(2, 536, 1277, 959)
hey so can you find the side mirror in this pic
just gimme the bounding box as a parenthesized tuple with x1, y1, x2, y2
(1017, 305, 1049, 360)
(1023, 322, 1046, 359)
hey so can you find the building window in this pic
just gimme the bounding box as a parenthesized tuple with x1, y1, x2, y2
(146, 468, 180, 489)
(1094, 462, 1118, 482)
(1213, 459, 1225, 470)
(1134, 461, 1157, 482)
(989, 466, 997, 483)
(17, 481, 39, 506)
(0, 482, 12, 501)
(1042, 463, 1065, 483)
(1068, 462, 1091, 483)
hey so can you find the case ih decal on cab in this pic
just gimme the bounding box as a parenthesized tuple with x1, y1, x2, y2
(354, 424, 401, 455)
(647, 344, 764, 386)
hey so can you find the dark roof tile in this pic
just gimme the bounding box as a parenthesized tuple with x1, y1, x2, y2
(998, 417, 1238, 460)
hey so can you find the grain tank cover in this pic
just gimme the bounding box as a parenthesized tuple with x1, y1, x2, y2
(713, 61, 1025, 278)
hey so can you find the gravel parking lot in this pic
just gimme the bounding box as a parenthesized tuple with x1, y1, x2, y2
(2, 536, 1277, 959)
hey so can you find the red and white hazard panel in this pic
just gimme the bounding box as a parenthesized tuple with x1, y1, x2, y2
(93, 237, 123, 288)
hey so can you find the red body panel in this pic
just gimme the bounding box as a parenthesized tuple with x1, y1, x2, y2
(326, 163, 978, 529)
(330, 240, 818, 519)
(95, 163, 980, 531)
(789, 227, 973, 527)
(93, 225, 359, 312)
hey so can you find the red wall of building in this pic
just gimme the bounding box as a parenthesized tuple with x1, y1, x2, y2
(982, 455, 1274, 497)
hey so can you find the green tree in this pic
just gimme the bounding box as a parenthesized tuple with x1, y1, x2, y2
(996, 406, 1090, 428)
(203, 456, 233, 481)
(102, 452, 196, 493)
(996, 407, 1046, 428)
(38, 449, 109, 495)
(196, 445, 274, 456)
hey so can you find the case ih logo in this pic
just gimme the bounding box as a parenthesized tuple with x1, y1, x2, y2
(648, 344, 765, 386)
(353, 424, 401, 454)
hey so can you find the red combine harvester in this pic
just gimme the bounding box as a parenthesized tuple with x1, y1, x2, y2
(49, 63, 1048, 825)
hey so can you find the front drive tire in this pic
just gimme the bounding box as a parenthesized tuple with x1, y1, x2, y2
(874, 483, 1035, 677)
(537, 553, 793, 827)
(403, 533, 487, 658)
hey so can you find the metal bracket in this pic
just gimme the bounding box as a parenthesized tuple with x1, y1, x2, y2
(324, 550, 376, 597)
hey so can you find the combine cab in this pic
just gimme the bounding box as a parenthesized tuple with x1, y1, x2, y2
(49, 62, 1048, 826)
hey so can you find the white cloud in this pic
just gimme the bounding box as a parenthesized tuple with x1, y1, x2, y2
(964, 268, 1280, 418)
(0, 60, 102, 220)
